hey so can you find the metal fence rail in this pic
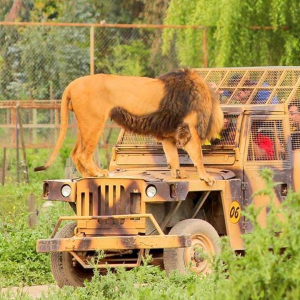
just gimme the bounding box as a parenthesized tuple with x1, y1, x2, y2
(0, 100, 119, 150)
(0, 100, 65, 148)
(0, 100, 120, 184)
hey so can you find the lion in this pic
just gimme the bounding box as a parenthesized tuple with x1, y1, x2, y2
(35, 68, 224, 185)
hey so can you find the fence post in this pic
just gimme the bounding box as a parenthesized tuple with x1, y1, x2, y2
(16, 105, 29, 183)
(1, 147, 6, 186)
(90, 25, 95, 75)
(28, 194, 37, 228)
(15, 104, 20, 183)
(11, 107, 16, 145)
(65, 156, 74, 178)
(55, 107, 59, 142)
(32, 108, 37, 144)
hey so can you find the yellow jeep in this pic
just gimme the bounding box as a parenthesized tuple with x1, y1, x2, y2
(37, 66, 300, 287)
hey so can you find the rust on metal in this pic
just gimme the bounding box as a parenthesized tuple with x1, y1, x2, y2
(37, 234, 191, 253)
(50, 214, 165, 238)
(69, 250, 145, 269)
(0, 21, 205, 30)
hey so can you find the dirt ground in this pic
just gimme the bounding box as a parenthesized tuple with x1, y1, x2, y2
(1, 285, 57, 298)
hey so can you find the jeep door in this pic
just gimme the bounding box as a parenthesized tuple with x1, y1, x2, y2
(243, 114, 292, 231)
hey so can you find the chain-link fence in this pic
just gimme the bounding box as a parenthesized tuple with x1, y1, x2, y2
(0, 22, 206, 101)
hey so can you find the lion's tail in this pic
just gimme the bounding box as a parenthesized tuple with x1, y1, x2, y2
(110, 107, 155, 135)
(34, 86, 71, 172)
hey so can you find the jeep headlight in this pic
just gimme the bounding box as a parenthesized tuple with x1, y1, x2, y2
(61, 185, 72, 198)
(146, 185, 157, 198)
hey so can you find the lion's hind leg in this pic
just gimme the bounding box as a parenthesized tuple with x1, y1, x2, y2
(71, 135, 93, 177)
(76, 116, 109, 178)
(161, 139, 187, 179)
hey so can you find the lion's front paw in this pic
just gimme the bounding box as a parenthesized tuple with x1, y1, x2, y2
(95, 169, 109, 177)
(199, 173, 215, 186)
(171, 168, 188, 179)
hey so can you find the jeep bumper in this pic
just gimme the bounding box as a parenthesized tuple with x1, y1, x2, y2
(37, 234, 191, 253)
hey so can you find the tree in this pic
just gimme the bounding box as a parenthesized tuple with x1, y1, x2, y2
(140, 0, 170, 24)
(163, 0, 300, 67)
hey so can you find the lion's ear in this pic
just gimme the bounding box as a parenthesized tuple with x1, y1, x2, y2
(197, 111, 212, 140)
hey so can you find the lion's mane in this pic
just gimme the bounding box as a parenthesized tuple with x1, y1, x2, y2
(110, 68, 223, 142)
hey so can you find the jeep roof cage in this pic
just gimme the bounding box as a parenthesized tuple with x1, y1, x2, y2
(195, 66, 300, 106)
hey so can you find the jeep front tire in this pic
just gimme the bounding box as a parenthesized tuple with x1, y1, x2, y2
(50, 222, 94, 287)
(163, 219, 221, 274)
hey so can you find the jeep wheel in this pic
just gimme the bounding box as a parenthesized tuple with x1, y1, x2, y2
(163, 219, 221, 275)
(50, 222, 94, 287)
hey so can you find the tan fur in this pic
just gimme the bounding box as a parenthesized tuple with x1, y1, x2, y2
(35, 69, 224, 185)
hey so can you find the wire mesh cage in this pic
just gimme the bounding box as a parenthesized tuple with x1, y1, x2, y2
(247, 119, 288, 161)
(196, 67, 300, 106)
(119, 131, 160, 147)
(93, 27, 178, 77)
(288, 99, 300, 150)
(211, 114, 239, 146)
(118, 114, 240, 148)
(0, 25, 91, 101)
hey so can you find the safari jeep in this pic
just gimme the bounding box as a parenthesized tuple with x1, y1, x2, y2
(36, 66, 300, 287)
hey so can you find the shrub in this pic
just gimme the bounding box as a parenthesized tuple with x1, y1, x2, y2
(210, 169, 300, 300)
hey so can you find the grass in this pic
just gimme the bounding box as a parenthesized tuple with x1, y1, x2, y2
(1, 147, 65, 184)
(0, 198, 74, 287)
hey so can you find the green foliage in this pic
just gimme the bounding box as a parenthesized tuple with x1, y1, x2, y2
(0, 213, 53, 287)
(163, 0, 300, 67)
(210, 169, 300, 300)
(1, 147, 65, 184)
(59, 138, 74, 168)
(140, 0, 170, 25)
(102, 40, 150, 76)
